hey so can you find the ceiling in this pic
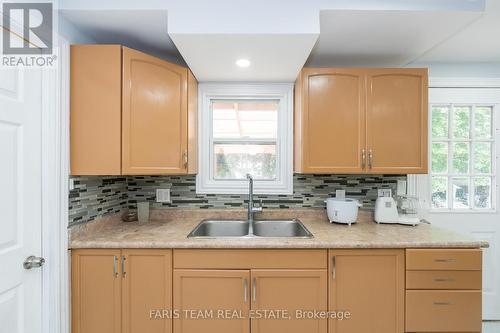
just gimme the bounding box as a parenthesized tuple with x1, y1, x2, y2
(59, 0, 500, 81)
(305, 10, 482, 67)
(414, 0, 500, 63)
(169, 34, 318, 82)
(59, 10, 185, 65)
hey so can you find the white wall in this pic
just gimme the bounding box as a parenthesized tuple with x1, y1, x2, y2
(422, 62, 500, 78)
(58, 13, 96, 44)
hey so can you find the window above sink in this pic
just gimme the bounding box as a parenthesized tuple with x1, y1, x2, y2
(196, 83, 293, 194)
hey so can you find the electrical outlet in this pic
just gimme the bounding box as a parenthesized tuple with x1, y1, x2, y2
(335, 189, 346, 199)
(156, 189, 171, 203)
(377, 189, 392, 197)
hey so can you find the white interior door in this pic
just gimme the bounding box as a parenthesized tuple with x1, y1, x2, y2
(420, 87, 500, 320)
(0, 42, 44, 333)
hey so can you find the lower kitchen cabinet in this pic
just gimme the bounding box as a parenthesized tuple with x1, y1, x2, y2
(173, 270, 251, 333)
(251, 270, 327, 333)
(72, 249, 172, 333)
(405, 249, 483, 333)
(329, 249, 405, 333)
(72, 249, 122, 333)
(71, 248, 482, 333)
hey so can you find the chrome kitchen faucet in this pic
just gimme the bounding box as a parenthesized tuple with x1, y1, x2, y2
(246, 174, 262, 235)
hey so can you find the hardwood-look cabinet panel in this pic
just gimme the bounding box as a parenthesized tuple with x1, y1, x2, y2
(70, 45, 122, 175)
(187, 70, 198, 174)
(173, 249, 327, 269)
(329, 249, 405, 333)
(122, 47, 188, 174)
(71, 249, 122, 333)
(173, 270, 250, 333)
(406, 290, 482, 332)
(251, 270, 327, 333)
(406, 249, 482, 271)
(366, 68, 428, 173)
(122, 249, 172, 333)
(295, 68, 366, 173)
(406, 270, 482, 290)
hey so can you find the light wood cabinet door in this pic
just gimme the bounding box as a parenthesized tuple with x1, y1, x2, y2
(72, 249, 122, 333)
(366, 69, 428, 173)
(122, 47, 188, 175)
(122, 249, 172, 333)
(295, 68, 366, 173)
(173, 270, 250, 333)
(70, 45, 122, 175)
(251, 269, 327, 333)
(329, 249, 405, 333)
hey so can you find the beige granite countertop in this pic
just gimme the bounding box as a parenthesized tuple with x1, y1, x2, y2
(69, 208, 488, 249)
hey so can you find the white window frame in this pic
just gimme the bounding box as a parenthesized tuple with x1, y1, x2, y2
(196, 83, 293, 194)
(424, 83, 500, 213)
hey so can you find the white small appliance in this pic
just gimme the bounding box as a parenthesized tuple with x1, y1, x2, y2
(325, 198, 362, 226)
(374, 197, 420, 226)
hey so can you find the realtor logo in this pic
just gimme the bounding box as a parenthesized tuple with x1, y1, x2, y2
(2, 2, 53, 55)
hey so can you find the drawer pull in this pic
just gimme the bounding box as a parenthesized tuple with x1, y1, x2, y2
(434, 278, 456, 282)
(433, 301, 453, 306)
(434, 258, 457, 263)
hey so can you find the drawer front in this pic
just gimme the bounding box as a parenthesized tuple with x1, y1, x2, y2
(406, 249, 482, 271)
(406, 270, 482, 290)
(406, 290, 482, 332)
(173, 249, 327, 269)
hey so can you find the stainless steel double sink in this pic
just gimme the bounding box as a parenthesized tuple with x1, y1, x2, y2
(187, 219, 313, 238)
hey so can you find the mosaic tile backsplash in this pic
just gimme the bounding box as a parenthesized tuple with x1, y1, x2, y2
(69, 174, 406, 226)
(69, 176, 128, 226)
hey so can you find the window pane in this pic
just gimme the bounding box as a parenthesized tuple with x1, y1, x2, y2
(474, 106, 492, 138)
(474, 177, 491, 209)
(212, 100, 278, 139)
(214, 144, 276, 180)
(452, 106, 470, 138)
(431, 177, 448, 209)
(452, 142, 469, 174)
(432, 106, 449, 138)
(431, 142, 448, 173)
(473, 142, 491, 173)
(452, 177, 469, 208)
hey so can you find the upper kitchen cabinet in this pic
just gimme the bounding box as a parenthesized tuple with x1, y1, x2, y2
(294, 68, 366, 174)
(70, 45, 198, 176)
(70, 45, 122, 175)
(366, 69, 428, 174)
(294, 68, 428, 174)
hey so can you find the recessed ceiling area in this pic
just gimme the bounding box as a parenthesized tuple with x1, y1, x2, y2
(305, 10, 483, 67)
(59, 10, 185, 65)
(414, 0, 500, 63)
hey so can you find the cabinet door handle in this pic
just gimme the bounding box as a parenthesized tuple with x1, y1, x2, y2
(183, 150, 188, 168)
(434, 301, 452, 306)
(113, 256, 118, 278)
(361, 149, 366, 169)
(243, 278, 248, 303)
(252, 278, 257, 302)
(368, 149, 373, 169)
(332, 256, 336, 280)
(121, 255, 126, 278)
